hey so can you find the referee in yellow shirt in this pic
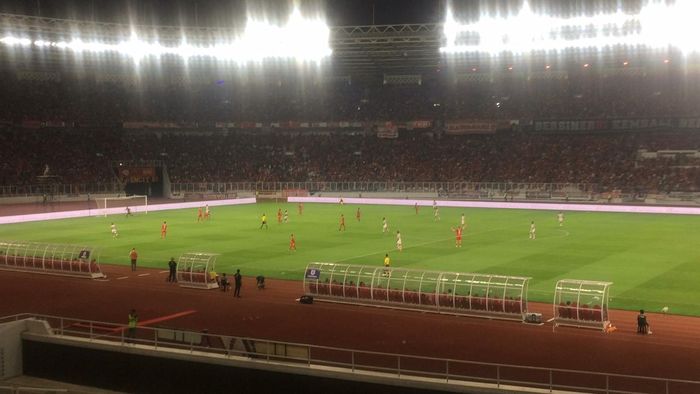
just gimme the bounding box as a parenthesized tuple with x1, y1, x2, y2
(383, 253, 391, 276)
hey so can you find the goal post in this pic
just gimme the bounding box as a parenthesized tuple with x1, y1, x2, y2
(96, 195, 148, 217)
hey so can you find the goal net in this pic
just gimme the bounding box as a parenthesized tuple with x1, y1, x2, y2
(96, 195, 148, 217)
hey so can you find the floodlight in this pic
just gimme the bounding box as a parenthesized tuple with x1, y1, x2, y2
(0, 36, 31, 46)
(441, 0, 700, 55)
(0, 10, 332, 64)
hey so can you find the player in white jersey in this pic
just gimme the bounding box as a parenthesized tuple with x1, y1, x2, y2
(557, 212, 564, 227)
(529, 221, 536, 240)
(396, 230, 403, 252)
(461, 213, 465, 227)
(205, 204, 211, 220)
(382, 217, 389, 233)
(283, 209, 289, 223)
(110, 223, 118, 238)
(434, 206, 440, 221)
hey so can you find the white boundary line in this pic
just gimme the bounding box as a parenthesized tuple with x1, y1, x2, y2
(288, 196, 700, 215)
(0, 197, 257, 224)
(3, 196, 697, 225)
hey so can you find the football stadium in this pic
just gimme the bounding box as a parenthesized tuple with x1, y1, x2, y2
(0, 1, 699, 393)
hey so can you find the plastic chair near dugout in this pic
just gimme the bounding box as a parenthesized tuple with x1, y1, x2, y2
(0, 240, 104, 279)
(303, 262, 530, 321)
(177, 252, 220, 289)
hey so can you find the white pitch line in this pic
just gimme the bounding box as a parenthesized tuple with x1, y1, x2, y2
(158, 270, 169, 273)
(116, 276, 129, 280)
(137, 273, 150, 277)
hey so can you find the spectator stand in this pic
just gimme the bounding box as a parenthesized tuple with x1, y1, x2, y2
(0, 240, 105, 279)
(303, 262, 530, 321)
(176, 252, 220, 289)
(553, 279, 613, 331)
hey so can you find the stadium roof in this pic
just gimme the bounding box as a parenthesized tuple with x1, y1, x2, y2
(0, 12, 443, 75)
(1, 0, 695, 77)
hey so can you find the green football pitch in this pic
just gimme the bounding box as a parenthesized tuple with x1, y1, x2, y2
(1, 202, 698, 316)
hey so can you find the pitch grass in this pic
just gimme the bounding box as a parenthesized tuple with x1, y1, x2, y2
(1, 202, 699, 316)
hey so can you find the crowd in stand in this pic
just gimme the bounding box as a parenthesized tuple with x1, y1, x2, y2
(1, 71, 700, 193)
(1, 129, 698, 193)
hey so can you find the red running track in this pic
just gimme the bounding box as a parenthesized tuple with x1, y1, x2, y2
(1, 264, 700, 387)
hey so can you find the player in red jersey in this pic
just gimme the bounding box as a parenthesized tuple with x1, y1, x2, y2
(298, 202, 303, 215)
(161, 221, 168, 239)
(356, 207, 361, 222)
(338, 214, 346, 231)
(289, 234, 297, 251)
(451, 225, 463, 248)
(277, 208, 283, 224)
(197, 207, 203, 222)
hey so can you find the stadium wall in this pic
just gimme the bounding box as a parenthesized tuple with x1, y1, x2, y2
(0, 198, 257, 224)
(288, 197, 700, 215)
(21, 338, 475, 394)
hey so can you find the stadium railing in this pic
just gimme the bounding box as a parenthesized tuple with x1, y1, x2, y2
(171, 181, 597, 195)
(0, 183, 122, 198)
(3, 313, 699, 394)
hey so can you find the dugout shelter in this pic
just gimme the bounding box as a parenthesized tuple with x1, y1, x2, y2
(553, 279, 612, 331)
(303, 262, 530, 321)
(177, 252, 220, 289)
(0, 240, 105, 279)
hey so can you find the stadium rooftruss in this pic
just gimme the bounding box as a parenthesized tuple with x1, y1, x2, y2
(0, 11, 689, 76)
(304, 262, 531, 321)
(0, 13, 441, 74)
